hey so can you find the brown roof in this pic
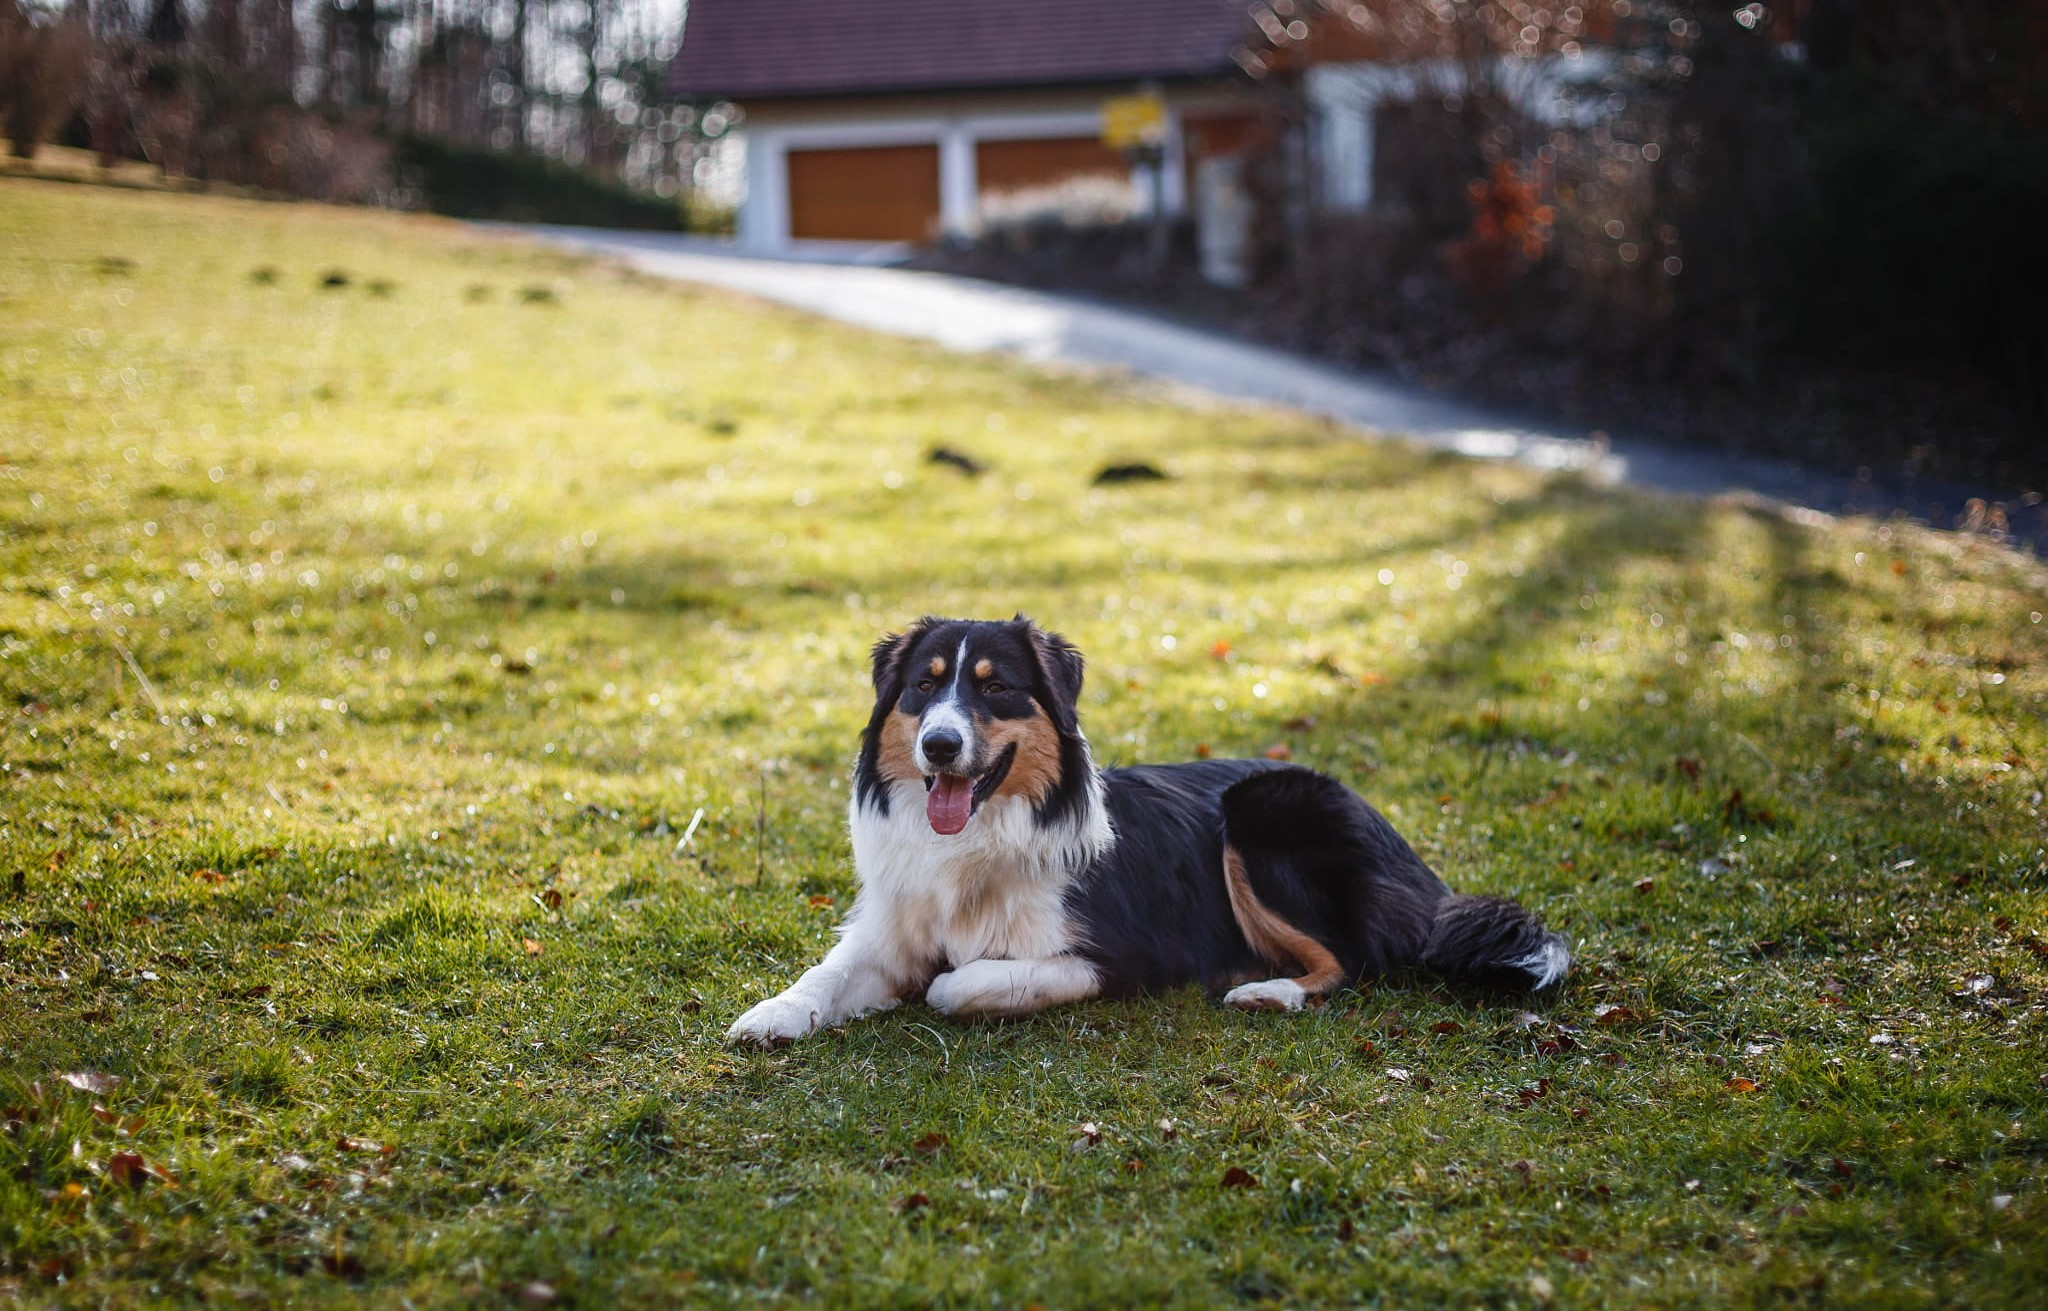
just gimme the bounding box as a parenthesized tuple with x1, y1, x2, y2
(667, 0, 1257, 101)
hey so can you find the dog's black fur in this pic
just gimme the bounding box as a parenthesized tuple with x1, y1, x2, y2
(727, 617, 1566, 1045)
(1074, 759, 1565, 996)
(875, 616, 1568, 999)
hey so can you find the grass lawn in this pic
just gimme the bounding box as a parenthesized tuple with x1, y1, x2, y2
(2, 178, 2046, 1308)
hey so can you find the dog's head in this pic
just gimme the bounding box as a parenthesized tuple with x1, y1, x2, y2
(857, 615, 1088, 835)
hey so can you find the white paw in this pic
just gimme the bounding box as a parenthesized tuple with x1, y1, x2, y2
(925, 960, 1018, 1017)
(923, 966, 977, 1016)
(1223, 979, 1308, 1012)
(726, 993, 819, 1046)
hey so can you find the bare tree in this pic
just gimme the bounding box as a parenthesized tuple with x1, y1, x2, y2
(2, 0, 94, 158)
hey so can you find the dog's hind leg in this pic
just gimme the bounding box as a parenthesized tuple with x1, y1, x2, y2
(1218, 845, 1347, 1012)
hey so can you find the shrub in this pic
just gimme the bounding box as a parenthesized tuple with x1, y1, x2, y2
(395, 136, 689, 231)
(221, 104, 394, 204)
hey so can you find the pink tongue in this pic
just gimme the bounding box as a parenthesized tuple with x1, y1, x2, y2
(927, 774, 974, 835)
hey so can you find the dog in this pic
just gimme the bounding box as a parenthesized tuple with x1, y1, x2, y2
(727, 616, 1569, 1045)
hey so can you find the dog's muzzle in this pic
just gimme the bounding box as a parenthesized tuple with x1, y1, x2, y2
(915, 721, 1016, 837)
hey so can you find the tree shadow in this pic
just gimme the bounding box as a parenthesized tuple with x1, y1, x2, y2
(1227, 477, 2024, 1027)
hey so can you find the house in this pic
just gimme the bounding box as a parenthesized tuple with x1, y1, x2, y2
(665, 0, 1274, 257)
(668, 1, 1666, 280)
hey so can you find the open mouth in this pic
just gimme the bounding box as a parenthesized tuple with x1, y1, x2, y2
(922, 743, 1017, 835)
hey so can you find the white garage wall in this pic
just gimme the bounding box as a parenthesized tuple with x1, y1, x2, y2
(737, 97, 1198, 253)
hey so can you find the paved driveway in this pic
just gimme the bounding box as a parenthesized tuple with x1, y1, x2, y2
(503, 225, 2039, 550)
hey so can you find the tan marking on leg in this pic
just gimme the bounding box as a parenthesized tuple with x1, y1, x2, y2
(974, 658, 993, 679)
(929, 656, 947, 677)
(980, 706, 1063, 806)
(877, 710, 923, 783)
(1222, 845, 1345, 999)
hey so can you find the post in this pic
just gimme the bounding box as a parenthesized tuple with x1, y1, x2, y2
(1145, 142, 1168, 273)
(1101, 84, 1171, 275)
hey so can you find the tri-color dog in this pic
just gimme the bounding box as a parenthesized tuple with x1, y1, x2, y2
(727, 616, 1569, 1045)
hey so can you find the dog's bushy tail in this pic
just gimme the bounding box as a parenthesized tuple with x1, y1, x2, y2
(1419, 895, 1570, 991)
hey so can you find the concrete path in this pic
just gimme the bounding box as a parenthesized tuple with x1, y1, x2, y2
(503, 225, 2041, 551)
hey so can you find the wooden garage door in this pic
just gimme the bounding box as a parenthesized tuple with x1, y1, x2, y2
(975, 136, 1127, 198)
(786, 144, 940, 242)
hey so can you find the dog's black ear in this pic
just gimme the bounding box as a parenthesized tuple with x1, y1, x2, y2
(870, 617, 937, 697)
(1016, 615, 1085, 735)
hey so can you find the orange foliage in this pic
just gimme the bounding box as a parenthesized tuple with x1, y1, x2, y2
(1443, 161, 1554, 302)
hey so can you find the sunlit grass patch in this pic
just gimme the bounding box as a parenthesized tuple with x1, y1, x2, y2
(2, 177, 2046, 1307)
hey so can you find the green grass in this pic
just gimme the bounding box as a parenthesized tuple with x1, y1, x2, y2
(2, 178, 2045, 1308)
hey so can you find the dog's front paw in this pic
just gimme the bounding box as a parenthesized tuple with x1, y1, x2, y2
(924, 970, 963, 1016)
(924, 964, 988, 1016)
(926, 960, 1023, 1017)
(726, 994, 819, 1046)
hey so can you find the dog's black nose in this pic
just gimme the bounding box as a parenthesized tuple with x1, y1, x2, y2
(921, 727, 963, 766)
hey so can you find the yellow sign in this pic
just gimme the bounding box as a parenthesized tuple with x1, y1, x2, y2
(1101, 93, 1167, 151)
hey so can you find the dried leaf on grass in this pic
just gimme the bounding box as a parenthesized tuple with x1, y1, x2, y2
(337, 1135, 394, 1156)
(107, 1149, 176, 1188)
(58, 1072, 121, 1094)
(91, 1104, 145, 1134)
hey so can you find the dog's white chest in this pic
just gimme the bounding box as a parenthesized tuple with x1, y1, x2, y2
(848, 790, 1077, 971)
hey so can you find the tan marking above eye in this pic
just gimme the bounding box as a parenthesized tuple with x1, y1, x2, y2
(928, 656, 946, 677)
(974, 658, 993, 679)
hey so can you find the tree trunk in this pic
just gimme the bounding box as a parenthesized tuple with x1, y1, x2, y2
(351, 0, 378, 113)
(509, 0, 527, 151)
(580, 0, 600, 168)
(211, 0, 243, 68)
(318, 0, 338, 106)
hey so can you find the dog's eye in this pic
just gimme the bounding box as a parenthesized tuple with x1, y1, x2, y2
(983, 681, 1007, 694)
(915, 679, 934, 692)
